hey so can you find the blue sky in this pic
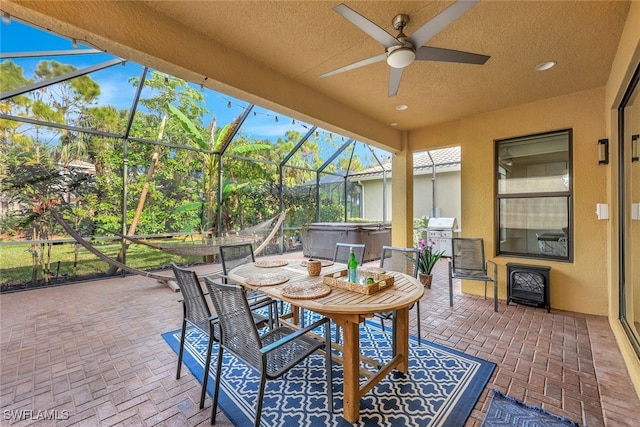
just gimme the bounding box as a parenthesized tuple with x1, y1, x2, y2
(1, 18, 239, 123)
(1, 17, 389, 168)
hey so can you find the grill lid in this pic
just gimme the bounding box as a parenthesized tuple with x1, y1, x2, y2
(427, 217, 457, 230)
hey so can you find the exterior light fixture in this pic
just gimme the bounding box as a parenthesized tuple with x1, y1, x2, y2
(2, 11, 10, 24)
(275, 116, 279, 122)
(598, 138, 609, 165)
(632, 134, 639, 163)
(396, 104, 408, 111)
(227, 101, 232, 108)
(390, 122, 398, 127)
(387, 46, 415, 69)
(163, 76, 169, 86)
(71, 38, 78, 49)
(535, 61, 556, 71)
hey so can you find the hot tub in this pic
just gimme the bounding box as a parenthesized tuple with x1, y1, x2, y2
(301, 222, 391, 262)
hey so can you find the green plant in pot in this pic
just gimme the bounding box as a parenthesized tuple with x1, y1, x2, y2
(417, 238, 445, 288)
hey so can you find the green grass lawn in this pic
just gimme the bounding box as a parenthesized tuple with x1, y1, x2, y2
(0, 240, 204, 288)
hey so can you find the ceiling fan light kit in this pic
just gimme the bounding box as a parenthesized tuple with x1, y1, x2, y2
(321, 1, 490, 97)
(387, 46, 416, 68)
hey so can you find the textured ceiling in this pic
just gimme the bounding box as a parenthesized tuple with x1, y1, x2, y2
(140, 0, 629, 130)
(3, 1, 631, 135)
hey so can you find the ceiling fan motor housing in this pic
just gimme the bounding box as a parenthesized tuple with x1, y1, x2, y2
(387, 14, 415, 68)
(392, 14, 410, 31)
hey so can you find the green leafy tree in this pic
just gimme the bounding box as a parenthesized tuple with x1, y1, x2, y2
(168, 105, 273, 236)
(106, 71, 209, 272)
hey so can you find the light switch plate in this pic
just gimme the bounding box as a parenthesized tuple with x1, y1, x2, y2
(596, 203, 609, 220)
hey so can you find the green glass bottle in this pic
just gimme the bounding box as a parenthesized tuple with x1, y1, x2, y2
(348, 246, 358, 283)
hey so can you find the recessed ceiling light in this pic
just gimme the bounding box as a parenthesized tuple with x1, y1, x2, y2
(395, 104, 408, 111)
(535, 61, 556, 71)
(390, 122, 398, 127)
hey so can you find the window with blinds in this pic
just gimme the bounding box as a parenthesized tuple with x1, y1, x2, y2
(495, 129, 572, 261)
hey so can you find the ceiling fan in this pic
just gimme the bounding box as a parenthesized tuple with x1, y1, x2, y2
(319, 0, 490, 97)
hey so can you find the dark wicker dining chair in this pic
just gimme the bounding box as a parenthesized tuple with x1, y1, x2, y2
(204, 278, 334, 427)
(219, 243, 257, 280)
(171, 263, 274, 410)
(219, 243, 279, 324)
(333, 242, 365, 265)
(374, 246, 422, 345)
(448, 237, 498, 312)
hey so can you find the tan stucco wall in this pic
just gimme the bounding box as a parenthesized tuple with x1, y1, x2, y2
(410, 87, 608, 315)
(405, 1, 640, 398)
(391, 134, 414, 247)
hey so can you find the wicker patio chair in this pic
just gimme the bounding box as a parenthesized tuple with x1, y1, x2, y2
(448, 238, 498, 312)
(333, 242, 365, 265)
(171, 263, 274, 409)
(374, 246, 423, 345)
(204, 278, 334, 427)
(219, 243, 279, 324)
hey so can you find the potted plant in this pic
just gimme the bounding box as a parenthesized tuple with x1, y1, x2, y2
(417, 238, 445, 288)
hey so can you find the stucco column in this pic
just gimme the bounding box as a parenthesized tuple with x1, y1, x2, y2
(391, 132, 413, 247)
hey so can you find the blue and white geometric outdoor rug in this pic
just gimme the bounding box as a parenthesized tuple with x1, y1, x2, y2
(481, 389, 583, 427)
(162, 317, 495, 427)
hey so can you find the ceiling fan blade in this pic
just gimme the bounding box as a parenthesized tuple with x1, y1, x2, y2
(333, 3, 400, 48)
(319, 53, 387, 79)
(415, 46, 489, 64)
(408, 0, 480, 48)
(388, 67, 404, 97)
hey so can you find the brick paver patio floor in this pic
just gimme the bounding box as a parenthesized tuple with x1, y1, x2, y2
(1, 253, 639, 426)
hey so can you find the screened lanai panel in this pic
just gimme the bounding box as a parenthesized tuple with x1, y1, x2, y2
(319, 141, 360, 221)
(285, 128, 329, 171)
(2, 60, 140, 135)
(354, 145, 392, 175)
(227, 105, 312, 163)
(322, 139, 358, 174)
(1, 17, 395, 289)
(305, 128, 351, 168)
(281, 163, 319, 233)
(219, 156, 281, 240)
(316, 176, 347, 221)
(1, 21, 141, 136)
(0, 126, 203, 286)
(127, 71, 250, 148)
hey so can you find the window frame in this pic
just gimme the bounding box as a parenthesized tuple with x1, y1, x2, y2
(494, 129, 573, 262)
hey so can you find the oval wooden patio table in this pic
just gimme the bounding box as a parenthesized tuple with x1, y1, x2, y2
(228, 259, 424, 423)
